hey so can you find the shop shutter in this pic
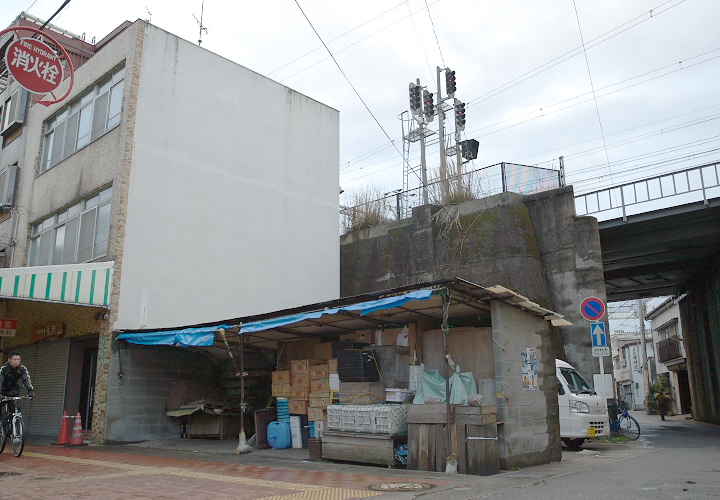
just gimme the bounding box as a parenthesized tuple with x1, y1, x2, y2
(15, 340, 70, 437)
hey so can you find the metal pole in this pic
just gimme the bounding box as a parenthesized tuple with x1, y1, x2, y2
(638, 299, 649, 400)
(559, 156, 566, 187)
(437, 67, 448, 199)
(455, 128, 463, 192)
(418, 78, 429, 206)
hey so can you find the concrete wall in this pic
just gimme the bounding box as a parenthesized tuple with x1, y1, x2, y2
(491, 300, 561, 468)
(523, 187, 611, 376)
(341, 186, 608, 375)
(115, 24, 340, 329)
(105, 343, 219, 441)
(680, 251, 720, 424)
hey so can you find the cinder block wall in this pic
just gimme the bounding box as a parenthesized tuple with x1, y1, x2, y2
(491, 301, 561, 468)
(105, 342, 219, 442)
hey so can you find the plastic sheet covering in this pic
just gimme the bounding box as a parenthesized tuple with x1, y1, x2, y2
(117, 325, 235, 346)
(412, 363, 447, 404)
(449, 365, 479, 405)
(240, 289, 434, 334)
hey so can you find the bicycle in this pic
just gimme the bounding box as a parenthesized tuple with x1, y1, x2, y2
(610, 404, 640, 441)
(0, 395, 32, 457)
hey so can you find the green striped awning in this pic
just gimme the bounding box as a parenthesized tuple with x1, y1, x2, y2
(0, 261, 114, 308)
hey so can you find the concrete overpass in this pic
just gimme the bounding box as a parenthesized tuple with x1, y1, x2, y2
(576, 161, 720, 424)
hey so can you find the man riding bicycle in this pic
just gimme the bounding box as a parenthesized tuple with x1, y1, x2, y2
(0, 351, 36, 410)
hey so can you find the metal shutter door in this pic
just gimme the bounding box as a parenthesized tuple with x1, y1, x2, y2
(16, 340, 70, 437)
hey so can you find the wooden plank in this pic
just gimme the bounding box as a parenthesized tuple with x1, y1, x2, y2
(435, 423, 445, 472)
(454, 414, 497, 426)
(407, 425, 419, 470)
(418, 424, 429, 471)
(456, 424, 467, 475)
(408, 413, 448, 424)
(466, 424, 499, 476)
(321, 431, 396, 466)
(454, 405, 498, 416)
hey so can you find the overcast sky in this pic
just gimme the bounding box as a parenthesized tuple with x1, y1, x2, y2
(3, 0, 719, 208)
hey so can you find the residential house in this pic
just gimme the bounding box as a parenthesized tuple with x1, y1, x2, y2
(0, 16, 339, 443)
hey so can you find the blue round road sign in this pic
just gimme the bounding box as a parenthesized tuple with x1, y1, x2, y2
(580, 297, 606, 321)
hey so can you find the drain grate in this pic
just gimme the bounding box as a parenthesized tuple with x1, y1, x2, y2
(367, 483, 436, 492)
(0, 471, 22, 477)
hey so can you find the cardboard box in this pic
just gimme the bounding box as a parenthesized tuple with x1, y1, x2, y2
(271, 383, 291, 397)
(338, 382, 386, 405)
(291, 373, 310, 387)
(290, 388, 309, 399)
(288, 398, 309, 415)
(310, 390, 332, 399)
(309, 364, 329, 380)
(310, 396, 332, 408)
(328, 359, 338, 374)
(312, 343, 334, 361)
(310, 378, 329, 392)
(291, 359, 325, 373)
(271, 371, 291, 384)
(308, 407, 327, 422)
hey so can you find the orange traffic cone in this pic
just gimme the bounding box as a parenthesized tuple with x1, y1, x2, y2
(53, 411, 71, 445)
(69, 413, 84, 446)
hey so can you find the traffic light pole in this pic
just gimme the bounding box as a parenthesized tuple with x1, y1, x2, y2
(436, 67, 449, 198)
(418, 78, 429, 206)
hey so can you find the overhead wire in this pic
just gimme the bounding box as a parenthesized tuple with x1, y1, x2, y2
(337, 0, 687, 176)
(424, 0, 445, 67)
(405, 0, 435, 82)
(572, 0, 614, 184)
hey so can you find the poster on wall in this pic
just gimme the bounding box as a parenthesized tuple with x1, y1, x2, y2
(521, 347, 539, 391)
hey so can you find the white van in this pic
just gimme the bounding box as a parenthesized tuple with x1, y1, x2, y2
(556, 359, 610, 448)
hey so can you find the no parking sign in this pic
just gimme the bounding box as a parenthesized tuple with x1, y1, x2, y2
(580, 297, 606, 322)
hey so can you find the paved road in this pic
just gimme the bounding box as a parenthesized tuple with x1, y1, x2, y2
(1, 411, 717, 499)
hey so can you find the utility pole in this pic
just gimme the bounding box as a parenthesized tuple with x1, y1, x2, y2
(436, 67, 449, 198)
(638, 298, 649, 399)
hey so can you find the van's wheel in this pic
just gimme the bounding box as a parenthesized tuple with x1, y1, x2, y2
(562, 438, 585, 449)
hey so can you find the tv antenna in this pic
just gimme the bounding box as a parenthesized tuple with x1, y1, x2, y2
(192, 0, 208, 46)
(145, 7, 152, 23)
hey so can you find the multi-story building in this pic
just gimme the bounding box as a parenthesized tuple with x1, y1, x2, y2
(646, 296, 692, 415)
(611, 330, 653, 410)
(0, 16, 339, 442)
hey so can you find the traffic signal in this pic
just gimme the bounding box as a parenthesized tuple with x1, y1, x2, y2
(409, 83, 422, 116)
(460, 139, 479, 160)
(423, 90, 435, 121)
(454, 98, 466, 131)
(445, 70, 456, 97)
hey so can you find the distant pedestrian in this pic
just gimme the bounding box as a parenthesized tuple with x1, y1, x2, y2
(656, 389, 670, 421)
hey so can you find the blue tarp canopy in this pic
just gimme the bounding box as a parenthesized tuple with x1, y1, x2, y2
(116, 289, 435, 346)
(117, 324, 236, 347)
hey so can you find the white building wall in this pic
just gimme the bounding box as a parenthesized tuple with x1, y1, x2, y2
(115, 25, 340, 329)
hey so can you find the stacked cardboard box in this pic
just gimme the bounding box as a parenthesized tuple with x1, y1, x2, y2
(287, 359, 324, 415)
(271, 370, 291, 398)
(308, 360, 340, 435)
(337, 381, 387, 405)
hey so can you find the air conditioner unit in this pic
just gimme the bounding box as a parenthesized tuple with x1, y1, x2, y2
(1, 89, 28, 137)
(0, 165, 18, 207)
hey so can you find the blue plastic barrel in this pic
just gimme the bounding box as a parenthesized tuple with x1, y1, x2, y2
(267, 421, 291, 449)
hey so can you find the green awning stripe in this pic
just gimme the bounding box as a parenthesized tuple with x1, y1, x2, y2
(89, 269, 96, 304)
(75, 271, 82, 303)
(61, 272, 68, 302)
(45, 273, 52, 299)
(29, 274, 36, 298)
(14, 275, 21, 297)
(103, 268, 111, 306)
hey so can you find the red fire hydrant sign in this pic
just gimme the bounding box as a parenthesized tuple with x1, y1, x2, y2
(5, 37, 64, 94)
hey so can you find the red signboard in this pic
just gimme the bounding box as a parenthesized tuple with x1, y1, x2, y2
(580, 297, 606, 322)
(0, 318, 18, 337)
(5, 37, 64, 94)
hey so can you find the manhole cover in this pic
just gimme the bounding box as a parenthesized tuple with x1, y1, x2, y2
(0, 472, 22, 477)
(367, 483, 436, 492)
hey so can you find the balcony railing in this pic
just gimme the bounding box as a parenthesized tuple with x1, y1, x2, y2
(657, 337, 683, 363)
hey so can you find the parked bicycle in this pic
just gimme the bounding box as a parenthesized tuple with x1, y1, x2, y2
(0, 395, 32, 457)
(610, 403, 640, 441)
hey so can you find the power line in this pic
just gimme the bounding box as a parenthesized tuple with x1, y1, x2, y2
(424, 0, 445, 67)
(572, 0, 614, 185)
(337, 0, 687, 177)
(405, 0, 435, 82)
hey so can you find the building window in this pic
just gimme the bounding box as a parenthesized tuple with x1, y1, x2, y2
(28, 186, 112, 266)
(658, 322, 678, 341)
(39, 66, 125, 174)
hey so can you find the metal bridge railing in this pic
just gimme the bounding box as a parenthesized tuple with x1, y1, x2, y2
(574, 161, 720, 222)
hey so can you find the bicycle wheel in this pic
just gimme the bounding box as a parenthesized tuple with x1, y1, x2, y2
(619, 414, 640, 441)
(0, 418, 7, 453)
(11, 415, 25, 457)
